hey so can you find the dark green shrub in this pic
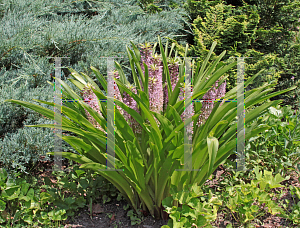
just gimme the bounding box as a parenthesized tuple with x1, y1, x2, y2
(179, 0, 300, 110)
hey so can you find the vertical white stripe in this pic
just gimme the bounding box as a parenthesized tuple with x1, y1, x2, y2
(184, 58, 193, 170)
(54, 57, 62, 172)
(107, 57, 115, 169)
(237, 57, 246, 171)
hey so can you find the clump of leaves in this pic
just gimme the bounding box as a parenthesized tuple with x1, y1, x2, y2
(221, 166, 287, 227)
(162, 183, 222, 228)
(40, 163, 123, 219)
(245, 105, 300, 174)
(0, 168, 66, 227)
(277, 184, 300, 226)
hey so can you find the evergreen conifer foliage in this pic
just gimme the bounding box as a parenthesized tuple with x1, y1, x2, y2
(191, 2, 260, 58)
(182, 1, 262, 91)
(182, 0, 300, 109)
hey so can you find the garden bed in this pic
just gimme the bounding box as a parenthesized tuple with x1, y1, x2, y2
(26, 157, 300, 228)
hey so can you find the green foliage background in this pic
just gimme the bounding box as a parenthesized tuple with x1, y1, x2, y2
(176, 0, 300, 110)
(0, 0, 189, 175)
(0, 0, 299, 176)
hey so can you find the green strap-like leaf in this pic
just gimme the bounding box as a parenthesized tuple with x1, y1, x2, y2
(151, 111, 174, 136)
(67, 79, 86, 91)
(158, 36, 172, 103)
(195, 50, 226, 91)
(55, 77, 84, 101)
(61, 101, 107, 134)
(195, 41, 217, 83)
(116, 80, 162, 143)
(77, 162, 139, 213)
(125, 140, 145, 191)
(208, 120, 228, 138)
(164, 113, 199, 145)
(206, 137, 219, 180)
(165, 39, 169, 58)
(139, 90, 150, 109)
(143, 63, 149, 98)
(79, 71, 101, 93)
(176, 88, 209, 118)
(169, 43, 176, 58)
(127, 46, 143, 93)
(128, 47, 145, 89)
(4, 99, 78, 128)
(156, 154, 180, 210)
(114, 61, 130, 93)
(67, 67, 87, 85)
(130, 41, 141, 62)
(167, 71, 185, 109)
(168, 105, 182, 129)
(194, 61, 237, 95)
(90, 66, 107, 92)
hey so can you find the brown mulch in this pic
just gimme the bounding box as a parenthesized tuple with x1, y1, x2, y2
(24, 157, 300, 228)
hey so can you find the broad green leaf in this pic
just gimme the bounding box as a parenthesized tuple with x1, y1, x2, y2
(0, 168, 7, 183)
(0, 200, 6, 211)
(125, 140, 145, 191)
(40, 192, 52, 205)
(3, 186, 20, 200)
(162, 196, 173, 209)
(20, 183, 30, 196)
(206, 137, 219, 180)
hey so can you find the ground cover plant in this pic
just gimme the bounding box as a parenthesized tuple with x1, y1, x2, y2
(2, 149, 298, 227)
(3, 35, 298, 227)
(245, 104, 300, 174)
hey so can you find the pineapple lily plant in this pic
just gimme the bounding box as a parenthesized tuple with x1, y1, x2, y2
(4, 37, 296, 220)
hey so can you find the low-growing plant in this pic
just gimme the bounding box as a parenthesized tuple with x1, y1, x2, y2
(41, 170, 86, 219)
(279, 185, 300, 225)
(0, 167, 67, 227)
(161, 183, 222, 228)
(221, 166, 287, 227)
(213, 166, 257, 195)
(127, 209, 143, 225)
(0, 160, 124, 227)
(245, 105, 300, 174)
(40, 162, 123, 220)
